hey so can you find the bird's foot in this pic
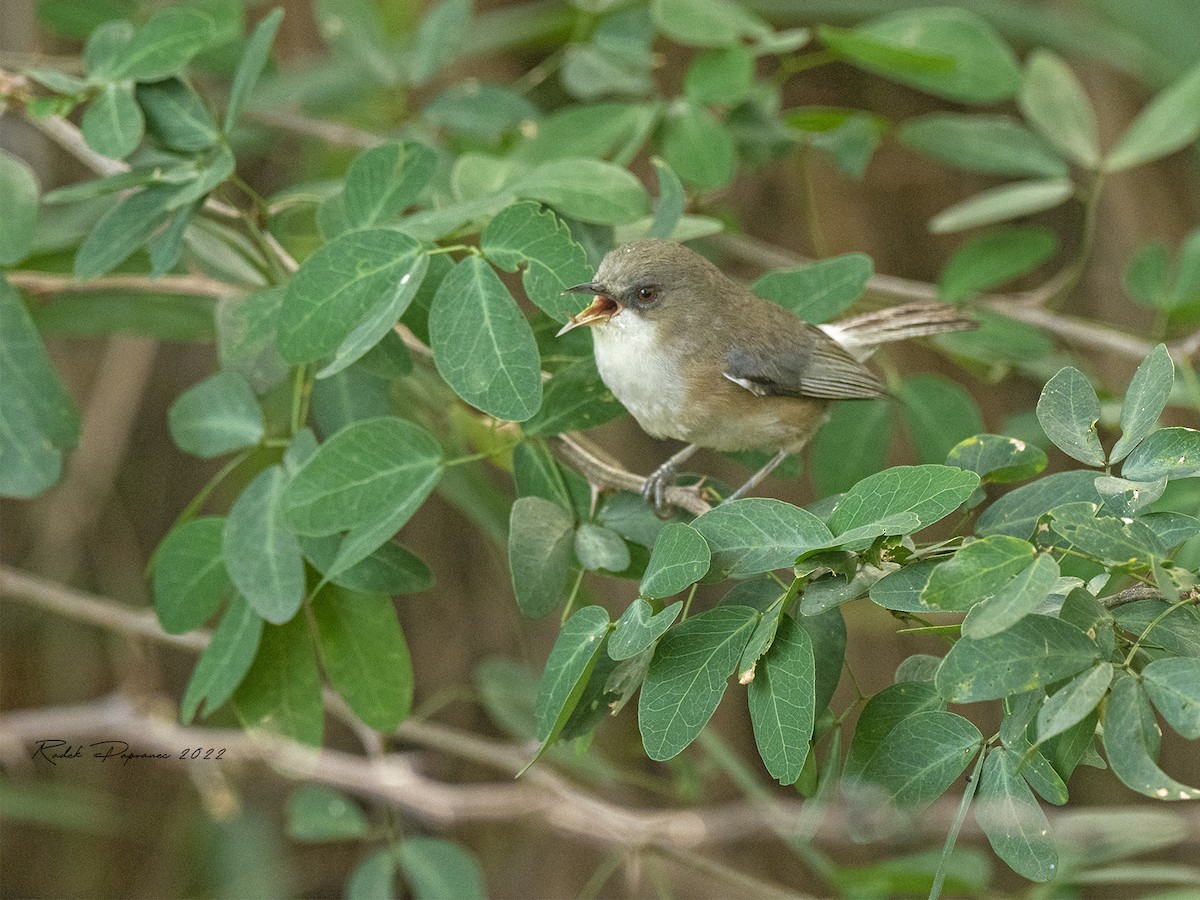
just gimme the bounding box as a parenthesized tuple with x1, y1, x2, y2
(641, 460, 679, 518)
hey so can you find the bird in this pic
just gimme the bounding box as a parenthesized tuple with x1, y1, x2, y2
(556, 239, 976, 513)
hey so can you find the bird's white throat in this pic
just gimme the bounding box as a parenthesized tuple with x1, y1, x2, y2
(590, 312, 688, 440)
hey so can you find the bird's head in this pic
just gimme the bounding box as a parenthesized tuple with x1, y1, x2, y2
(556, 240, 723, 336)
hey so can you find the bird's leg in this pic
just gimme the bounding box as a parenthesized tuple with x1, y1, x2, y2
(726, 449, 790, 502)
(642, 443, 700, 515)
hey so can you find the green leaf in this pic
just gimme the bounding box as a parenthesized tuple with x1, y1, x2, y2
(73, 184, 176, 278)
(946, 433, 1047, 484)
(1018, 50, 1100, 169)
(1102, 672, 1200, 800)
(224, 8, 283, 132)
(316, 251, 429, 380)
(961, 553, 1060, 639)
(975, 748, 1058, 882)
(1046, 502, 1164, 568)
(153, 516, 232, 634)
(514, 158, 650, 225)
(481, 201, 595, 322)
(737, 604, 781, 679)
(935, 615, 1098, 703)
(1142, 657, 1200, 739)
(223, 467, 305, 625)
(232, 615, 323, 746)
(574, 523, 630, 572)
(1036, 662, 1113, 744)
(930, 179, 1073, 234)
(429, 256, 543, 422)
(899, 375, 985, 465)
(858, 710, 982, 811)
(921, 535, 1035, 612)
(693, 498, 833, 580)
(898, 114, 1068, 179)
(398, 837, 486, 900)
(80, 82, 143, 159)
(533, 605, 610, 744)
(1104, 340, 1171, 460)
(0, 278, 80, 498)
(609, 599, 683, 661)
(652, 0, 769, 48)
(344, 142, 436, 229)
(845, 682, 944, 778)
(508, 496, 575, 619)
(422, 82, 537, 143)
(109, 6, 214, 81)
(303, 537, 433, 596)
(23, 67, 88, 94)
(136, 78, 218, 152)
(870, 560, 938, 613)
(1124, 241, 1173, 309)
(0, 150, 39, 265)
(82, 20, 133, 79)
(216, 287, 289, 393)
(168, 371, 264, 458)
(647, 156, 685, 241)
(827, 465, 980, 535)
(939, 227, 1057, 302)
(287, 785, 368, 841)
(1106, 61, 1200, 171)
(347, 850, 396, 900)
(408, 0, 471, 84)
(827, 8, 1020, 104)
(180, 595, 263, 723)
(277, 229, 426, 364)
(1123, 427, 1200, 482)
(312, 585, 414, 731)
(640, 523, 711, 599)
(522, 358, 625, 437)
(660, 103, 736, 191)
(1036, 366, 1105, 466)
(977, 470, 1100, 538)
(685, 45, 755, 106)
(810, 399, 891, 495)
(1113, 600, 1200, 658)
(513, 102, 653, 165)
(282, 417, 443, 547)
(749, 614, 815, 785)
(638, 605, 758, 760)
(750, 253, 872, 323)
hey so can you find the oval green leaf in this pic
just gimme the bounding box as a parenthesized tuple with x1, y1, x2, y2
(935, 614, 1098, 703)
(534, 605, 611, 743)
(640, 523, 711, 599)
(748, 614, 815, 785)
(508, 496, 575, 619)
(153, 516, 232, 634)
(609, 599, 683, 661)
(223, 466, 305, 625)
(1036, 366, 1105, 466)
(429, 256, 542, 422)
(976, 748, 1058, 882)
(639, 605, 759, 760)
(693, 498, 833, 580)
(827, 464, 980, 535)
(180, 595, 263, 723)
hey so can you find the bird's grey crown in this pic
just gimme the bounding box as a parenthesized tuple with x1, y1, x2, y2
(594, 240, 725, 311)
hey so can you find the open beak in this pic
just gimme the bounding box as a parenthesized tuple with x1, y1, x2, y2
(556, 283, 619, 336)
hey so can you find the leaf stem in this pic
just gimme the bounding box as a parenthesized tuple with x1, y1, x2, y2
(928, 742, 987, 900)
(679, 583, 699, 620)
(1122, 596, 1193, 667)
(560, 568, 586, 624)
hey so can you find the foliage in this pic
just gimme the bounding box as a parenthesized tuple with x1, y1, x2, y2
(4, 0, 1200, 896)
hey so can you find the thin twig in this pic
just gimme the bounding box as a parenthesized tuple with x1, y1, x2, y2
(244, 108, 385, 150)
(8, 271, 244, 300)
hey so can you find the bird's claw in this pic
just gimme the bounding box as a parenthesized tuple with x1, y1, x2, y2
(641, 462, 677, 519)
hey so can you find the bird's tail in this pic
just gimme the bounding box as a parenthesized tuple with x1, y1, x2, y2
(819, 302, 977, 359)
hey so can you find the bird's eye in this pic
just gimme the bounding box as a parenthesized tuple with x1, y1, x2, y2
(637, 286, 658, 304)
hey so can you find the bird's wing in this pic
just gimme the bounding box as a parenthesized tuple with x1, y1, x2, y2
(722, 325, 888, 400)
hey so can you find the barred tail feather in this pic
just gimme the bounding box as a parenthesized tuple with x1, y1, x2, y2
(819, 302, 976, 357)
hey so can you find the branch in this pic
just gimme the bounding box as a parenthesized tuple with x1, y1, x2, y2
(555, 434, 714, 517)
(8, 271, 244, 300)
(245, 108, 385, 150)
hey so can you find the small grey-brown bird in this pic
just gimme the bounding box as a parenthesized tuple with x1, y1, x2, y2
(557, 239, 976, 512)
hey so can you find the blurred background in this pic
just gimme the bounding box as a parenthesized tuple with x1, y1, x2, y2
(2, 0, 1198, 896)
